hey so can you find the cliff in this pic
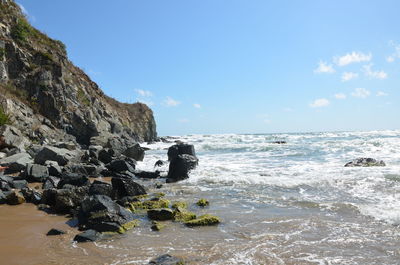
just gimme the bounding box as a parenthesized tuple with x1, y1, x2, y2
(0, 1, 157, 146)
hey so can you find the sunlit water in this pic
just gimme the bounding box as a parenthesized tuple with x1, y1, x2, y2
(2, 130, 400, 264)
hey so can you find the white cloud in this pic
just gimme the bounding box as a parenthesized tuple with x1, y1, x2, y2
(363, 64, 388, 79)
(163, 96, 180, 107)
(341, 72, 358, 82)
(351, 88, 370, 98)
(135, 89, 153, 97)
(386, 56, 395, 63)
(193, 103, 201, 109)
(334, 51, 372, 66)
(376, 91, 388, 97)
(314, 61, 335, 74)
(334, 93, 347, 99)
(310, 98, 330, 108)
(178, 118, 189, 123)
(17, 2, 28, 15)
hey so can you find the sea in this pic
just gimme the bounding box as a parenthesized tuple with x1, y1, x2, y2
(1, 130, 400, 264)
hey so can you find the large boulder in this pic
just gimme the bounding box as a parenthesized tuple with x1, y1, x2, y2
(147, 208, 175, 221)
(89, 180, 113, 197)
(34, 146, 78, 166)
(134, 170, 160, 179)
(6, 190, 25, 205)
(107, 159, 135, 173)
(0, 152, 33, 174)
(44, 160, 62, 177)
(111, 177, 146, 199)
(167, 143, 196, 161)
(73, 229, 102, 243)
(123, 143, 145, 161)
(42, 176, 60, 190)
(78, 195, 136, 233)
(0, 125, 29, 150)
(21, 188, 42, 204)
(53, 186, 89, 213)
(98, 148, 114, 164)
(344, 158, 386, 167)
(26, 164, 49, 182)
(167, 154, 198, 183)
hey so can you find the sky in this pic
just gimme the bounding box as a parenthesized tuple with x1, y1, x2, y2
(17, 0, 400, 136)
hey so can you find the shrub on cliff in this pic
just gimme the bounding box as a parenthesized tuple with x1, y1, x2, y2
(0, 106, 10, 126)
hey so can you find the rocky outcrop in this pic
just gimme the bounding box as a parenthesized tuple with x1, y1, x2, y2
(0, 1, 157, 147)
(344, 158, 386, 167)
(166, 143, 198, 183)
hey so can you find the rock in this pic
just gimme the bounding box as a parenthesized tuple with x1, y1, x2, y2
(107, 159, 135, 173)
(149, 254, 185, 265)
(123, 143, 145, 161)
(184, 214, 221, 227)
(40, 188, 58, 206)
(44, 160, 62, 176)
(134, 170, 160, 179)
(0, 152, 6, 159)
(167, 143, 196, 161)
(6, 190, 25, 205)
(171, 201, 188, 209)
(0, 125, 29, 149)
(111, 177, 146, 199)
(57, 173, 90, 188)
(0, 190, 6, 204)
(53, 186, 89, 213)
(272, 141, 286, 144)
(26, 164, 49, 182)
(0, 152, 33, 174)
(66, 163, 89, 175)
(46, 229, 66, 236)
(11, 179, 27, 189)
(55, 142, 76, 151)
(98, 148, 114, 164)
(166, 154, 198, 183)
(147, 208, 175, 221)
(344, 158, 386, 167)
(73, 229, 102, 243)
(196, 199, 209, 207)
(42, 176, 60, 189)
(173, 207, 196, 222)
(151, 221, 165, 231)
(154, 160, 165, 167)
(34, 146, 78, 166)
(21, 187, 42, 204)
(129, 198, 170, 211)
(78, 195, 137, 233)
(89, 180, 113, 197)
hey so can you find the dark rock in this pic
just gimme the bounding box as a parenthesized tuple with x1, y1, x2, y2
(167, 154, 198, 183)
(134, 170, 160, 179)
(154, 160, 165, 167)
(89, 180, 113, 197)
(11, 179, 28, 189)
(149, 254, 185, 265)
(82, 165, 99, 176)
(147, 208, 175, 221)
(66, 164, 88, 175)
(6, 190, 25, 205)
(26, 164, 49, 182)
(0, 190, 6, 204)
(46, 228, 66, 236)
(55, 142, 76, 151)
(167, 143, 196, 161)
(45, 161, 62, 177)
(40, 189, 58, 206)
(34, 146, 78, 166)
(123, 143, 145, 161)
(98, 148, 114, 164)
(344, 158, 386, 167)
(54, 186, 89, 213)
(73, 229, 102, 243)
(116, 196, 140, 207)
(111, 177, 146, 199)
(42, 176, 60, 190)
(0, 175, 13, 191)
(78, 195, 136, 232)
(107, 159, 136, 173)
(272, 141, 287, 144)
(0, 153, 33, 174)
(21, 187, 42, 204)
(57, 173, 90, 189)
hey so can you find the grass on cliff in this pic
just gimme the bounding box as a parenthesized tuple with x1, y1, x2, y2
(0, 106, 10, 126)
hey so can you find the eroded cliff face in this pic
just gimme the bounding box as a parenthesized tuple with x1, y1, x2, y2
(0, 1, 157, 145)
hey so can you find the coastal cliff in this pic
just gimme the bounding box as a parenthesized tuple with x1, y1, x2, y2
(0, 0, 157, 145)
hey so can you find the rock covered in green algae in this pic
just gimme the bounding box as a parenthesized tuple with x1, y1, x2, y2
(129, 198, 170, 212)
(184, 214, 220, 227)
(151, 221, 166, 231)
(171, 201, 188, 209)
(173, 207, 196, 222)
(196, 198, 209, 207)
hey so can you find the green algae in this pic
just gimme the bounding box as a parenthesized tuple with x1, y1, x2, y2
(184, 214, 220, 227)
(196, 198, 210, 207)
(171, 201, 188, 209)
(173, 207, 196, 222)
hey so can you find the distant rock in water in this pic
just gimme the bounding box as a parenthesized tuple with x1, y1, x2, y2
(149, 254, 185, 265)
(344, 158, 386, 167)
(272, 141, 287, 144)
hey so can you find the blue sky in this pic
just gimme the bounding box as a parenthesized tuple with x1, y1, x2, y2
(17, 0, 400, 136)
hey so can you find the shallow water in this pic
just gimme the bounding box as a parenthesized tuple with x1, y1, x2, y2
(1, 130, 400, 264)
